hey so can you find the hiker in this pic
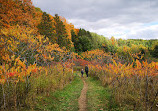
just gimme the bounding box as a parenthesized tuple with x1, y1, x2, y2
(85, 65, 89, 77)
(81, 69, 84, 77)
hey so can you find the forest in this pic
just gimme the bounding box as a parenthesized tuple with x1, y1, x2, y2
(0, 0, 158, 110)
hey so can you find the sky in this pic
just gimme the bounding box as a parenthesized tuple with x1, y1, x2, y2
(32, 0, 158, 40)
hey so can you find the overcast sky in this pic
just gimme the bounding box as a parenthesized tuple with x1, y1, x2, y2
(32, 0, 158, 39)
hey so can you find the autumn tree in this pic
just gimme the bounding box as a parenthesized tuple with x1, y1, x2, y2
(71, 29, 79, 52)
(0, 0, 35, 28)
(37, 12, 55, 43)
(152, 45, 158, 58)
(71, 28, 93, 52)
(53, 14, 71, 49)
(90, 32, 108, 49)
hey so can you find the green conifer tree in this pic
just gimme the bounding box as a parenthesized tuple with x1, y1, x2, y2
(37, 12, 55, 43)
(54, 14, 70, 49)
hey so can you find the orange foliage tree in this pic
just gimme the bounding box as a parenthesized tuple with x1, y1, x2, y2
(0, 0, 35, 28)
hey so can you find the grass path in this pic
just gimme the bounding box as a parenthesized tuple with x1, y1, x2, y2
(86, 77, 118, 111)
(78, 74, 118, 111)
(33, 72, 117, 111)
(78, 77, 88, 111)
(34, 73, 83, 111)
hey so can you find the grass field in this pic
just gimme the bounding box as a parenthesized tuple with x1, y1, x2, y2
(86, 77, 119, 111)
(33, 73, 83, 111)
(28, 72, 122, 111)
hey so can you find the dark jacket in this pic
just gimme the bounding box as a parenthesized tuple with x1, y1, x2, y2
(85, 66, 89, 72)
(81, 70, 84, 74)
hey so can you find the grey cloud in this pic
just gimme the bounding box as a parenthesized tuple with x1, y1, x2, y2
(32, 0, 158, 39)
(127, 29, 158, 40)
(32, 0, 158, 22)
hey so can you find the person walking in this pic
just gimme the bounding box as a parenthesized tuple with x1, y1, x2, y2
(85, 65, 89, 77)
(81, 69, 84, 77)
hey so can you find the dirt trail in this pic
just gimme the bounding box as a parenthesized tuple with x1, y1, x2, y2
(78, 78, 88, 111)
